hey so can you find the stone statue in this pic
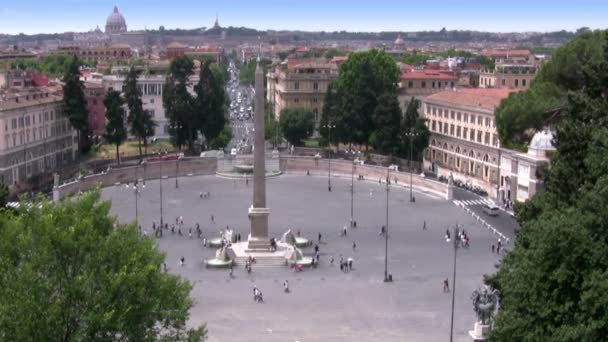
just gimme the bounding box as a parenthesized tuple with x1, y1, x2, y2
(471, 285, 500, 325)
(280, 229, 296, 246)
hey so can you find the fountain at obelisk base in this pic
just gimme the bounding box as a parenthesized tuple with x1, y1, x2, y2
(206, 59, 311, 268)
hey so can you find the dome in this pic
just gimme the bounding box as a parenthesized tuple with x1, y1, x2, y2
(105, 6, 127, 34)
(394, 34, 405, 46)
(529, 130, 555, 150)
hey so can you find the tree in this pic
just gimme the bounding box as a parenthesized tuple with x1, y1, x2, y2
(279, 108, 315, 146)
(163, 56, 196, 151)
(209, 125, 232, 150)
(62, 55, 89, 155)
(333, 49, 401, 149)
(103, 90, 127, 164)
(487, 31, 608, 341)
(194, 61, 227, 149)
(0, 183, 8, 208)
(0, 190, 207, 341)
(264, 106, 281, 148)
(495, 31, 606, 148)
(319, 82, 338, 147)
(124, 66, 150, 159)
(400, 98, 430, 163)
(369, 93, 401, 154)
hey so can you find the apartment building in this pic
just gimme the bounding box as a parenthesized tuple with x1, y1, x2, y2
(479, 63, 537, 90)
(398, 69, 458, 110)
(266, 59, 338, 124)
(0, 87, 78, 191)
(421, 88, 512, 195)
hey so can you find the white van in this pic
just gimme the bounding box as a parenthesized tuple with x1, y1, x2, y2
(482, 203, 500, 216)
(230, 148, 237, 156)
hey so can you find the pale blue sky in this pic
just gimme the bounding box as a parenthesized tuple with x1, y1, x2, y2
(0, 0, 606, 35)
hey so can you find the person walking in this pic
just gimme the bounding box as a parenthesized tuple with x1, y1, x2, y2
(318, 232, 322, 243)
(423, 220, 427, 230)
(211, 215, 215, 223)
(443, 278, 450, 293)
(180, 256, 185, 267)
(352, 241, 357, 251)
(283, 280, 290, 293)
(314, 244, 319, 254)
(379, 225, 385, 236)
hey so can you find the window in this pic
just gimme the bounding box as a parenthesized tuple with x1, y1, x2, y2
(485, 117, 490, 127)
(470, 114, 475, 124)
(492, 134, 498, 146)
(464, 113, 468, 122)
(501, 79, 506, 86)
(457, 112, 461, 121)
(408, 81, 413, 88)
(438, 122, 442, 133)
(313, 98, 318, 103)
(432, 107, 436, 116)
(25, 116, 30, 126)
(438, 108, 442, 117)
(450, 124, 454, 136)
(522, 79, 527, 87)
(450, 111, 455, 120)
(477, 116, 482, 125)
(150, 98, 155, 104)
(477, 131, 482, 143)
(485, 132, 490, 144)
(456, 126, 461, 138)
(294, 98, 299, 104)
(470, 129, 475, 141)
(463, 128, 468, 139)
(313, 82, 318, 90)
(432, 120, 436, 131)
(294, 82, 299, 90)
(514, 79, 519, 87)
(421, 81, 426, 88)
(19, 117, 24, 128)
(432, 81, 436, 89)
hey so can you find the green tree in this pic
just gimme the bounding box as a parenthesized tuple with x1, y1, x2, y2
(0, 190, 207, 341)
(319, 82, 338, 147)
(264, 106, 281, 148)
(124, 66, 148, 158)
(194, 61, 228, 149)
(209, 125, 232, 150)
(103, 90, 127, 164)
(279, 108, 315, 146)
(333, 49, 401, 149)
(324, 48, 347, 59)
(369, 94, 401, 154)
(400, 98, 430, 163)
(163, 56, 196, 151)
(495, 30, 606, 148)
(62, 55, 89, 155)
(0, 183, 8, 208)
(487, 31, 608, 341)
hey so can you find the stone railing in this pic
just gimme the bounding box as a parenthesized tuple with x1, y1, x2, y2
(280, 156, 448, 199)
(54, 157, 217, 200)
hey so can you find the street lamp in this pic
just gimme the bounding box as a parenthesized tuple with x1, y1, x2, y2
(446, 224, 463, 342)
(323, 122, 336, 192)
(175, 155, 179, 188)
(350, 152, 360, 228)
(405, 129, 419, 202)
(133, 180, 145, 223)
(383, 164, 391, 282)
(158, 151, 164, 230)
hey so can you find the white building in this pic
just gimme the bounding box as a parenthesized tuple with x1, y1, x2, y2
(0, 88, 78, 190)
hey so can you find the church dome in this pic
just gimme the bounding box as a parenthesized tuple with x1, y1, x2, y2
(105, 6, 127, 34)
(394, 34, 405, 46)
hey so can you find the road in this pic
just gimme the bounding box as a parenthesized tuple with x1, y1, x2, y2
(452, 187, 520, 242)
(226, 60, 254, 151)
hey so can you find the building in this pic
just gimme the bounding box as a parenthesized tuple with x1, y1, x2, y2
(102, 74, 168, 138)
(105, 6, 127, 34)
(166, 42, 187, 59)
(499, 130, 555, 203)
(266, 59, 338, 124)
(421, 88, 513, 196)
(83, 81, 106, 136)
(398, 69, 458, 110)
(479, 63, 537, 89)
(479, 49, 533, 65)
(50, 44, 132, 63)
(0, 87, 78, 192)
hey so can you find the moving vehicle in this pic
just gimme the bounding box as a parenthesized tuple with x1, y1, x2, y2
(482, 203, 500, 216)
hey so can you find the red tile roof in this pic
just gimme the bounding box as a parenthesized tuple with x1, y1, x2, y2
(425, 88, 515, 112)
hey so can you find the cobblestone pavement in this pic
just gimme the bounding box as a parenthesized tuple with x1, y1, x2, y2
(102, 174, 504, 342)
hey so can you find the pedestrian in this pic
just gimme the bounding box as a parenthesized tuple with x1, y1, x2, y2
(330, 255, 334, 266)
(180, 256, 185, 267)
(199, 192, 203, 199)
(318, 232, 321, 243)
(203, 238, 207, 247)
(491, 244, 495, 253)
(175, 217, 179, 225)
(379, 225, 385, 236)
(138, 224, 142, 234)
(314, 244, 319, 254)
(445, 229, 450, 241)
(423, 220, 427, 230)
(315, 251, 320, 262)
(246, 178, 249, 185)
(178, 227, 182, 236)
(211, 215, 215, 223)
(348, 257, 353, 270)
(284, 280, 290, 293)
(179, 216, 184, 226)
(379, 178, 381, 184)
(352, 241, 357, 251)
(370, 189, 373, 197)
(188, 231, 192, 239)
(443, 278, 450, 292)
(342, 226, 347, 237)
(339, 261, 344, 271)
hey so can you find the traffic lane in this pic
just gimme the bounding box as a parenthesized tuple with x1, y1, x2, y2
(453, 187, 519, 243)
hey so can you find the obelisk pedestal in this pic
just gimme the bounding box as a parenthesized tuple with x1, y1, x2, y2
(247, 59, 271, 251)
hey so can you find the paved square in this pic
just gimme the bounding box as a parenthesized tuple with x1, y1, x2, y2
(102, 174, 503, 342)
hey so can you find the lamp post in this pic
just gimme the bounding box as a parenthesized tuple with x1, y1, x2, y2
(383, 164, 391, 282)
(323, 123, 336, 192)
(350, 157, 355, 227)
(175, 155, 179, 188)
(133, 180, 145, 223)
(447, 224, 462, 342)
(405, 129, 419, 202)
(159, 151, 164, 229)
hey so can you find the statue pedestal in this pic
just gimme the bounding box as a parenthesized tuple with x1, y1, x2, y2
(468, 322, 490, 341)
(247, 206, 271, 251)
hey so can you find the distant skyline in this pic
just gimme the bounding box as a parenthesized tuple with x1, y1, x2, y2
(1, 0, 606, 35)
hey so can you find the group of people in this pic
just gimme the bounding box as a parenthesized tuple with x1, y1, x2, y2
(491, 238, 504, 255)
(336, 254, 354, 272)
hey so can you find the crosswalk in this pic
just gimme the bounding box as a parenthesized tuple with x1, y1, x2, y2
(453, 198, 496, 207)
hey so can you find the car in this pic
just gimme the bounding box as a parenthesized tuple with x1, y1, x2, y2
(230, 148, 237, 156)
(482, 203, 500, 216)
(388, 164, 399, 171)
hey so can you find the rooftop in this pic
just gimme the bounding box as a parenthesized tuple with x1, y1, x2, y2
(0, 87, 63, 111)
(401, 70, 458, 80)
(425, 88, 514, 112)
(479, 49, 531, 57)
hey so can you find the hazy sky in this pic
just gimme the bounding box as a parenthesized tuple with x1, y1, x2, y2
(0, 0, 606, 35)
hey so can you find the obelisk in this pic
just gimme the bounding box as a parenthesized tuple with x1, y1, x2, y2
(247, 59, 271, 251)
